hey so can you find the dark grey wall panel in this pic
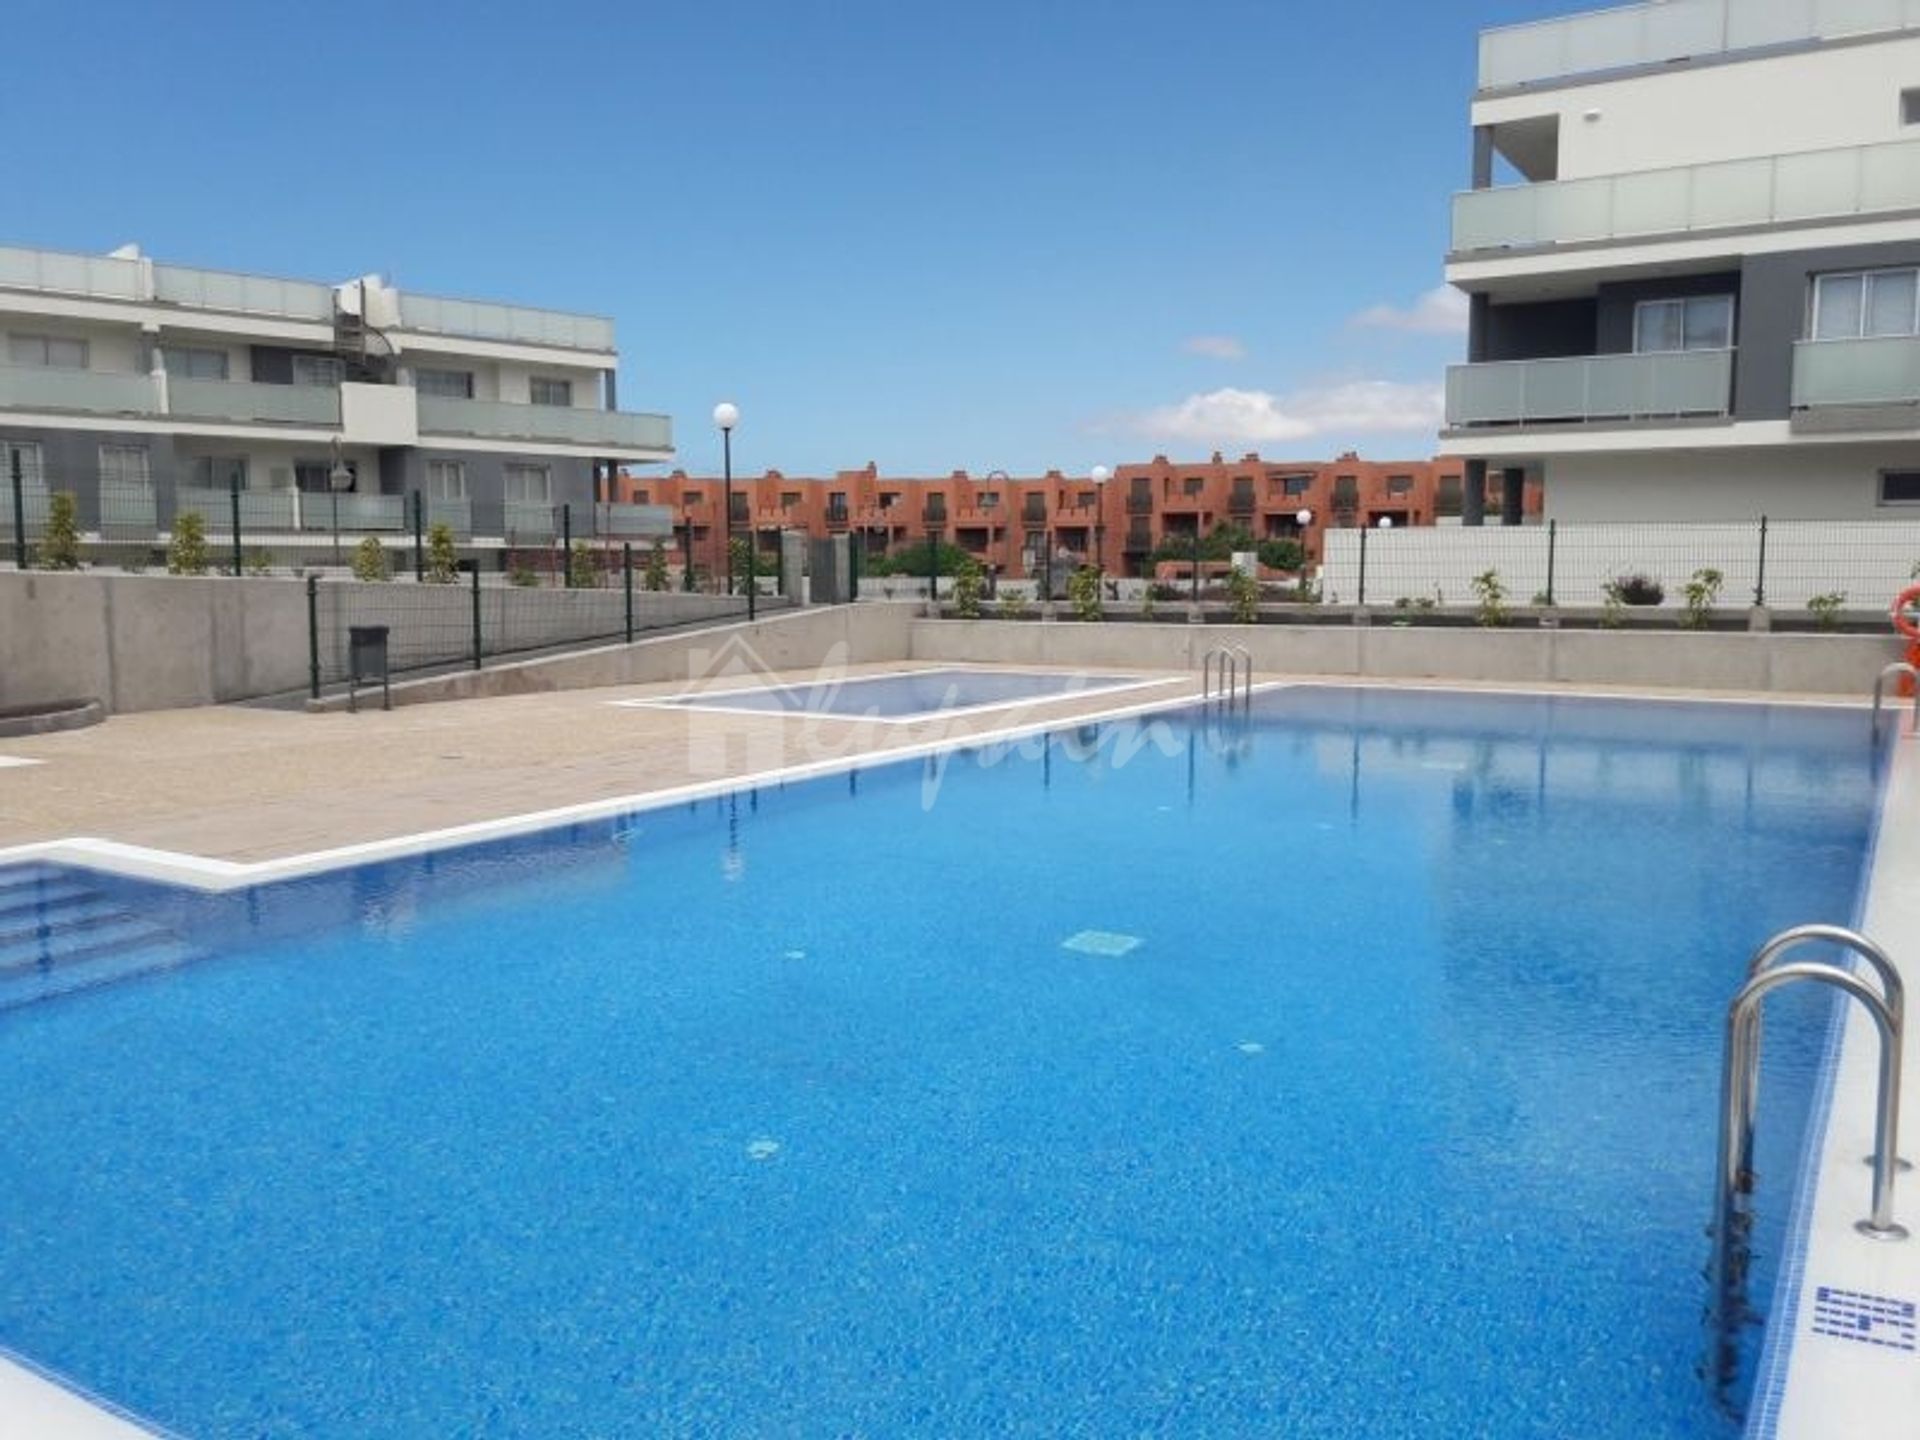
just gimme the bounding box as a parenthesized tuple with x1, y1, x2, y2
(1740, 240, 1920, 421)
(1481, 298, 1596, 360)
(1594, 270, 1741, 354)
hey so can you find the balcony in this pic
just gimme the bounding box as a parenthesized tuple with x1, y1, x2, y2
(415, 395, 671, 453)
(298, 493, 406, 534)
(1478, 0, 1919, 93)
(1122, 526, 1153, 554)
(1453, 137, 1920, 255)
(0, 245, 144, 301)
(151, 265, 332, 321)
(1792, 336, 1920, 413)
(1228, 488, 1255, 514)
(0, 365, 158, 418)
(824, 505, 849, 529)
(172, 485, 298, 533)
(169, 378, 341, 427)
(594, 502, 673, 538)
(1445, 350, 1734, 428)
(397, 294, 615, 353)
(503, 501, 558, 540)
(921, 503, 948, 523)
(1125, 494, 1154, 515)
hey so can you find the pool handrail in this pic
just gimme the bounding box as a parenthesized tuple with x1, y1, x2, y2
(1200, 645, 1252, 706)
(1870, 662, 1919, 737)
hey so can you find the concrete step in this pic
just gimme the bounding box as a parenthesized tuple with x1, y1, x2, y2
(0, 935, 201, 1011)
(0, 913, 177, 974)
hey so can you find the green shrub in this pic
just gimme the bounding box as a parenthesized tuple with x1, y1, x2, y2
(1611, 572, 1664, 606)
(952, 557, 985, 618)
(1256, 537, 1306, 573)
(997, 588, 1032, 620)
(167, 510, 209, 575)
(1600, 581, 1626, 630)
(1470, 568, 1508, 628)
(352, 535, 391, 582)
(1066, 564, 1102, 622)
(568, 540, 600, 589)
(509, 562, 539, 588)
(1225, 564, 1259, 624)
(1138, 583, 1155, 619)
(1807, 591, 1847, 631)
(245, 549, 274, 577)
(425, 522, 459, 584)
(36, 491, 81, 570)
(1681, 567, 1723, 630)
(644, 539, 670, 592)
(1151, 521, 1254, 566)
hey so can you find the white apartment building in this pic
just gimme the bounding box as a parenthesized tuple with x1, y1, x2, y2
(1442, 0, 1920, 523)
(0, 242, 673, 555)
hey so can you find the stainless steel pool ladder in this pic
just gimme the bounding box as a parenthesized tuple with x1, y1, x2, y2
(1871, 661, 1920, 736)
(1201, 645, 1252, 705)
(1705, 926, 1908, 1406)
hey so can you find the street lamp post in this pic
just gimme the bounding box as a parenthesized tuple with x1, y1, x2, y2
(713, 402, 740, 610)
(1295, 507, 1314, 564)
(1091, 465, 1109, 577)
(328, 437, 353, 567)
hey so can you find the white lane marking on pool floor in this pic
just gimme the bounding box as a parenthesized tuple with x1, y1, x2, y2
(1062, 930, 1142, 957)
(746, 1140, 781, 1161)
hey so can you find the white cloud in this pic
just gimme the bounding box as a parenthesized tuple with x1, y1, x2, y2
(1122, 380, 1444, 446)
(1351, 285, 1470, 336)
(1181, 334, 1246, 360)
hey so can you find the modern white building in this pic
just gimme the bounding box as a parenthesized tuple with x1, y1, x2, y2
(0, 242, 673, 557)
(1442, 0, 1920, 523)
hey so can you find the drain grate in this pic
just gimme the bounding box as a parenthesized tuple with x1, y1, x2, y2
(1810, 1286, 1916, 1352)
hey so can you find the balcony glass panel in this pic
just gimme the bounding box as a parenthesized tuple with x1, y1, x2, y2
(0, 246, 142, 300)
(595, 503, 673, 538)
(1688, 158, 1773, 231)
(0, 366, 157, 416)
(1446, 351, 1732, 427)
(504, 501, 557, 539)
(424, 496, 473, 539)
(398, 294, 615, 352)
(173, 486, 299, 532)
(169, 379, 340, 426)
(416, 395, 670, 451)
(152, 266, 333, 321)
(1793, 336, 1920, 407)
(297, 494, 405, 533)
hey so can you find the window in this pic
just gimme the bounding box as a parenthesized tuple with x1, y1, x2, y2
(879, 492, 899, 510)
(1281, 474, 1313, 497)
(2, 440, 44, 485)
(162, 346, 229, 381)
(631, 490, 650, 505)
(99, 444, 151, 490)
(426, 460, 466, 500)
(8, 334, 88, 369)
(504, 463, 550, 503)
(415, 367, 475, 399)
(191, 455, 248, 489)
(1183, 477, 1204, 496)
(1904, 88, 1920, 126)
(1633, 295, 1734, 353)
(529, 376, 572, 406)
(1813, 268, 1920, 340)
(295, 460, 355, 493)
(291, 354, 343, 387)
(1386, 474, 1414, 496)
(780, 491, 802, 510)
(1881, 470, 1920, 505)
(979, 491, 998, 509)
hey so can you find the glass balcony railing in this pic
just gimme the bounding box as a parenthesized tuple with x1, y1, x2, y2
(397, 294, 615, 352)
(297, 493, 406, 533)
(503, 500, 558, 540)
(152, 264, 333, 321)
(594, 503, 674, 538)
(424, 496, 473, 539)
(1454, 137, 1920, 253)
(0, 245, 144, 300)
(0, 365, 158, 416)
(1445, 350, 1734, 427)
(1792, 335, 1920, 408)
(168, 378, 342, 427)
(1479, 0, 1920, 92)
(172, 486, 300, 533)
(415, 395, 671, 451)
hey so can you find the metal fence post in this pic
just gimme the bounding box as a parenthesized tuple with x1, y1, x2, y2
(229, 475, 243, 576)
(747, 528, 758, 620)
(1357, 525, 1369, 608)
(1544, 518, 1557, 608)
(1191, 530, 1201, 603)
(11, 448, 26, 570)
(470, 565, 483, 670)
(623, 542, 634, 643)
(561, 503, 573, 587)
(306, 574, 320, 701)
(1753, 514, 1769, 608)
(412, 491, 425, 582)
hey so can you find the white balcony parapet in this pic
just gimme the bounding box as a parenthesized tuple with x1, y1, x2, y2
(1792, 335, 1920, 407)
(151, 265, 333, 321)
(397, 294, 615, 353)
(1446, 350, 1735, 427)
(0, 364, 158, 417)
(0, 245, 143, 301)
(171, 486, 300, 533)
(416, 395, 672, 451)
(1479, 0, 1920, 93)
(168, 379, 342, 427)
(1453, 136, 1920, 254)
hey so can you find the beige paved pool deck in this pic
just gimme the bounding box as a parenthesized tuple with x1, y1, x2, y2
(0, 662, 1864, 865)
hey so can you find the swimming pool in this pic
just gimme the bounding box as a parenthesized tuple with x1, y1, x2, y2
(0, 687, 1881, 1437)
(625, 665, 1159, 721)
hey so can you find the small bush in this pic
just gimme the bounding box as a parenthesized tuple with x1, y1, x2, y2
(1470, 568, 1508, 628)
(37, 491, 82, 569)
(952, 557, 985, 618)
(167, 511, 209, 575)
(1066, 564, 1103, 622)
(509, 562, 539, 588)
(643, 539, 670, 593)
(997, 588, 1032, 620)
(1611, 572, 1664, 606)
(425, 523, 460, 584)
(352, 535, 391, 582)
(1256, 537, 1306, 573)
(245, 549, 274, 577)
(1807, 592, 1847, 631)
(567, 540, 600, 589)
(1680, 567, 1723, 630)
(1225, 565, 1259, 624)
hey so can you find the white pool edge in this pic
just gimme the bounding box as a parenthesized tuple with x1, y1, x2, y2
(610, 667, 1181, 726)
(1754, 729, 1920, 1438)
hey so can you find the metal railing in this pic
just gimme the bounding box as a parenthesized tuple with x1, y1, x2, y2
(1445, 350, 1735, 428)
(1706, 926, 1908, 1406)
(151, 264, 333, 321)
(396, 293, 615, 352)
(1453, 136, 1920, 254)
(1873, 661, 1920, 735)
(1201, 644, 1252, 704)
(1479, 0, 1920, 92)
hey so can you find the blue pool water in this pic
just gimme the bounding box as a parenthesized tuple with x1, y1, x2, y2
(654, 665, 1145, 718)
(0, 688, 1882, 1438)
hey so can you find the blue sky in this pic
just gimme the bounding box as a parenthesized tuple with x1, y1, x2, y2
(4, 0, 1577, 476)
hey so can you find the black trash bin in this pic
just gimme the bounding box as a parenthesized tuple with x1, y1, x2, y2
(348, 624, 391, 712)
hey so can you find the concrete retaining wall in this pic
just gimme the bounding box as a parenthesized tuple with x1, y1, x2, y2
(313, 602, 921, 711)
(907, 618, 1905, 695)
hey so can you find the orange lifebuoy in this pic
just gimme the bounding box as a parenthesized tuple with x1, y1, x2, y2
(1907, 638, 1920, 699)
(1895, 585, 1920, 642)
